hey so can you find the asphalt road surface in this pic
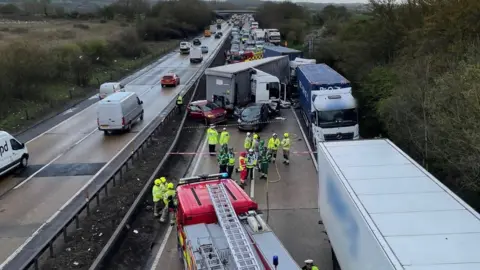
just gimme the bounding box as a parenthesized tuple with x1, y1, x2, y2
(146, 108, 333, 270)
(0, 24, 231, 265)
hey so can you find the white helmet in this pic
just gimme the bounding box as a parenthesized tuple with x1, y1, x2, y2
(223, 127, 227, 131)
(248, 148, 254, 153)
(272, 133, 277, 137)
(247, 132, 251, 136)
(305, 259, 313, 264)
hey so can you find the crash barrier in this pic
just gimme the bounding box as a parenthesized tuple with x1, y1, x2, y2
(183, 118, 286, 129)
(2, 31, 231, 270)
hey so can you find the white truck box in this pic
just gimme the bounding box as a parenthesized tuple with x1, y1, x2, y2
(317, 139, 480, 270)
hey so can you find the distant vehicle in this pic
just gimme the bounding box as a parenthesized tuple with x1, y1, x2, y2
(189, 48, 203, 64)
(192, 38, 201, 46)
(242, 34, 249, 43)
(237, 103, 270, 131)
(245, 46, 256, 52)
(0, 131, 28, 176)
(97, 92, 144, 134)
(99, 82, 124, 100)
(187, 100, 227, 125)
(218, 32, 223, 36)
(179, 42, 190, 54)
(204, 29, 211, 37)
(231, 38, 240, 45)
(201, 45, 208, 54)
(215, 33, 221, 39)
(161, 73, 180, 87)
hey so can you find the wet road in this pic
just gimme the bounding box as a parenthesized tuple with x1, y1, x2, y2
(0, 25, 231, 264)
(148, 109, 333, 270)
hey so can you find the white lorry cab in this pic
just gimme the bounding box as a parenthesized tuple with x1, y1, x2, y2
(0, 131, 29, 176)
(99, 82, 124, 100)
(189, 47, 203, 64)
(97, 92, 144, 134)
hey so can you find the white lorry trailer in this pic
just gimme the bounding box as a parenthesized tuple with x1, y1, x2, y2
(317, 139, 480, 270)
(205, 56, 290, 112)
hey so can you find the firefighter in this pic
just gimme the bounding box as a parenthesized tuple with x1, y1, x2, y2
(219, 127, 230, 146)
(259, 140, 271, 179)
(218, 144, 229, 173)
(281, 132, 291, 164)
(267, 133, 280, 162)
(245, 148, 257, 181)
(160, 182, 176, 224)
(302, 259, 319, 270)
(152, 177, 166, 217)
(252, 133, 260, 157)
(244, 132, 252, 151)
(176, 95, 183, 114)
(207, 125, 218, 155)
(238, 151, 247, 187)
(227, 147, 235, 178)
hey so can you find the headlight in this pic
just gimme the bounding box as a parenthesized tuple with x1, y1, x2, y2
(238, 119, 241, 123)
(207, 114, 214, 118)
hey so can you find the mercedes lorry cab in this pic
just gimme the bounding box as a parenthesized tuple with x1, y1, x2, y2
(97, 92, 144, 135)
(0, 131, 29, 177)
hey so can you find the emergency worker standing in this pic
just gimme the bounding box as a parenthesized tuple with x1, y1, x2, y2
(259, 140, 271, 179)
(244, 132, 252, 151)
(252, 133, 260, 157)
(207, 125, 218, 155)
(227, 147, 235, 178)
(281, 133, 291, 164)
(218, 144, 229, 173)
(152, 177, 166, 217)
(176, 95, 183, 114)
(160, 182, 176, 225)
(267, 133, 280, 162)
(245, 149, 257, 181)
(302, 259, 319, 270)
(238, 152, 247, 187)
(219, 128, 230, 146)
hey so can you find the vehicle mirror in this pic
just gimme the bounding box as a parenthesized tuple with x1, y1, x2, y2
(21, 143, 25, 148)
(139, 100, 143, 105)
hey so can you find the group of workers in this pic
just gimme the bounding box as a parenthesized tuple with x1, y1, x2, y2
(206, 125, 291, 187)
(152, 176, 177, 225)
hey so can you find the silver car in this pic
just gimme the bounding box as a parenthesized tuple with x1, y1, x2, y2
(201, 45, 208, 54)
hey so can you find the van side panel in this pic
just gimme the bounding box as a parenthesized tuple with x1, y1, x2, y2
(317, 143, 395, 270)
(97, 103, 124, 130)
(0, 137, 12, 171)
(122, 96, 141, 124)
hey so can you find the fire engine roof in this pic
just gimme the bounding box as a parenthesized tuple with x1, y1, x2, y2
(177, 179, 257, 226)
(205, 56, 287, 76)
(184, 220, 301, 269)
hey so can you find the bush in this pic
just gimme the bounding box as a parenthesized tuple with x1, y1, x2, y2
(109, 28, 148, 58)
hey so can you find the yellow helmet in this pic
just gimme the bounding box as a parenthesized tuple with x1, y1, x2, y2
(154, 179, 161, 185)
(284, 133, 289, 138)
(167, 182, 174, 189)
(253, 133, 259, 139)
(160, 177, 167, 183)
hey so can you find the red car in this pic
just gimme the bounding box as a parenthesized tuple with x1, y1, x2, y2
(161, 73, 180, 87)
(187, 100, 227, 125)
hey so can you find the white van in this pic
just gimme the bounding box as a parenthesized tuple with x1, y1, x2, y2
(97, 92, 144, 134)
(99, 82, 125, 100)
(189, 48, 203, 64)
(0, 131, 29, 176)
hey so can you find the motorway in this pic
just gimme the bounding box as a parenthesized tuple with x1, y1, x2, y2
(147, 109, 333, 270)
(0, 24, 231, 264)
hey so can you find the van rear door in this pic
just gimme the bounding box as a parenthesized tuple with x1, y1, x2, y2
(0, 138, 12, 170)
(98, 103, 123, 129)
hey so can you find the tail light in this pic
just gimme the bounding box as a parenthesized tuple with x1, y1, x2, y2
(122, 117, 126, 126)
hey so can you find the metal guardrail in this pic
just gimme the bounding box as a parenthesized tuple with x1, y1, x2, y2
(2, 30, 230, 270)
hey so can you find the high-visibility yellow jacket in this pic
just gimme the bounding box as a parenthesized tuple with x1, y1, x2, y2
(281, 138, 291, 150)
(244, 136, 252, 149)
(219, 131, 230, 145)
(152, 184, 164, 202)
(246, 153, 257, 168)
(268, 137, 280, 150)
(163, 189, 176, 205)
(176, 95, 183, 105)
(207, 128, 218, 144)
(238, 156, 246, 171)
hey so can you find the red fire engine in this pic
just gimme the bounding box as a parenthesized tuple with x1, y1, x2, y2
(176, 173, 300, 270)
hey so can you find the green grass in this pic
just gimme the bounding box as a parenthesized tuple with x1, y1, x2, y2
(0, 40, 178, 133)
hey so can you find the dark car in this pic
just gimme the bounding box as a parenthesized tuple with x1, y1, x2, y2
(187, 100, 227, 125)
(237, 103, 270, 131)
(192, 38, 201, 45)
(214, 33, 221, 39)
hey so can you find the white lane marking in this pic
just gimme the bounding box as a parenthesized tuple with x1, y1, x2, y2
(291, 107, 318, 171)
(88, 95, 99, 100)
(1, 28, 231, 269)
(61, 108, 75, 116)
(14, 128, 98, 189)
(150, 137, 207, 270)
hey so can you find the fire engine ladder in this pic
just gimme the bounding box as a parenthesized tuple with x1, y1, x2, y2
(197, 243, 225, 270)
(207, 184, 262, 270)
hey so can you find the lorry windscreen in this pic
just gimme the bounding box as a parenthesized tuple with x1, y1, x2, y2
(317, 108, 358, 128)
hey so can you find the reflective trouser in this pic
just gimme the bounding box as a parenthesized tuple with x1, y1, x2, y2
(219, 164, 227, 173)
(153, 201, 163, 216)
(283, 149, 290, 161)
(227, 165, 234, 178)
(260, 162, 269, 175)
(246, 167, 254, 180)
(209, 144, 216, 154)
(270, 149, 277, 161)
(239, 169, 247, 183)
(160, 205, 175, 223)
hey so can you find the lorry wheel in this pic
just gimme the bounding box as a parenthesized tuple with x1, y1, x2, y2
(103, 130, 109, 135)
(162, 84, 165, 88)
(20, 155, 28, 168)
